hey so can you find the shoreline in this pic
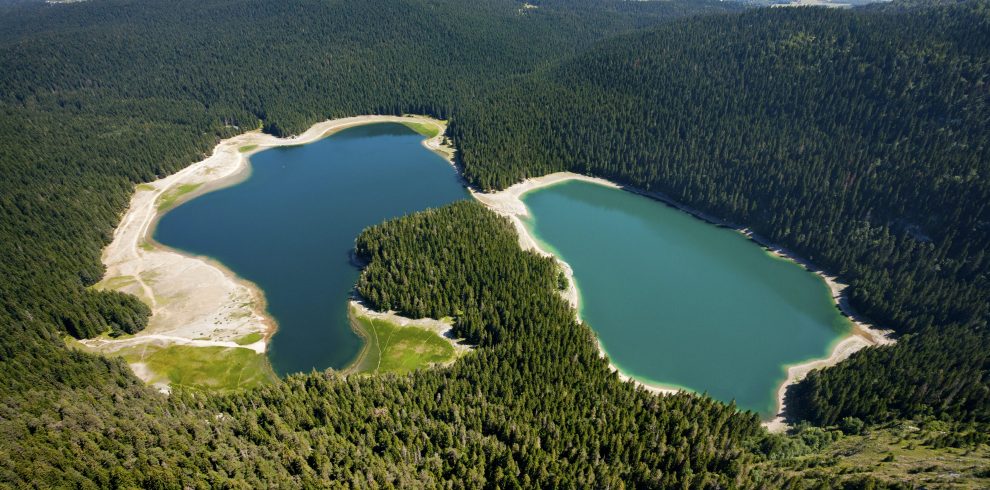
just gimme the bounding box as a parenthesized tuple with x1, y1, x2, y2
(92, 115, 893, 421)
(345, 300, 472, 374)
(85, 115, 454, 389)
(471, 171, 894, 430)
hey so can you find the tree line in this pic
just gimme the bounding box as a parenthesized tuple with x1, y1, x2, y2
(0, 0, 987, 486)
(448, 1, 990, 426)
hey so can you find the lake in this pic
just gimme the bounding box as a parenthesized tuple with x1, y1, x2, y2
(155, 123, 468, 375)
(521, 180, 851, 416)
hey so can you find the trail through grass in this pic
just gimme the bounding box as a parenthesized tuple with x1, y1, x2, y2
(349, 309, 456, 374)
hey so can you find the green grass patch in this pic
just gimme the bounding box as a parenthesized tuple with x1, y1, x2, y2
(238, 144, 258, 153)
(119, 344, 275, 392)
(401, 121, 440, 139)
(235, 332, 264, 345)
(93, 274, 137, 291)
(156, 183, 203, 211)
(763, 421, 990, 488)
(139, 241, 155, 251)
(349, 309, 456, 375)
(95, 330, 135, 341)
(136, 183, 155, 191)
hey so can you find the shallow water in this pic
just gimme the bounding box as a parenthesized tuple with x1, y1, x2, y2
(155, 123, 468, 375)
(521, 180, 850, 416)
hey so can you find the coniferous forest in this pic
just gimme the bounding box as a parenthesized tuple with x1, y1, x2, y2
(1, 0, 988, 487)
(447, 1, 990, 429)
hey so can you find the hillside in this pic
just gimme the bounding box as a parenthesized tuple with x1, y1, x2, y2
(451, 1, 990, 429)
(0, 0, 987, 486)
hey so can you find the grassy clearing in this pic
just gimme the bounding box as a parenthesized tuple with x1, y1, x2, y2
(139, 241, 155, 251)
(401, 121, 441, 139)
(238, 144, 258, 153)
(235, 332, 264, 345)
(765, 421, 990, 488)
(349, 309, 456, 374)
(93, 274, 137, 291)
(136, 183, 155, 191)
(118, 344, 275, 392)
(156, 183, 203, 211)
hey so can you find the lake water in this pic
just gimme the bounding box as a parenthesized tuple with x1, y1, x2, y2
(521, 180, 851, 416)
(155, 123, 468, 375)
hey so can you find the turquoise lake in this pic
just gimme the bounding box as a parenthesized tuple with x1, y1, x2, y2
(521, 180, 851, 417)
(155, 123, 468, 375)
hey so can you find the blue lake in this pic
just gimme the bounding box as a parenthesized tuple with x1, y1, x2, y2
(155, 123, 468, 375)
(521, 180, 851, 416)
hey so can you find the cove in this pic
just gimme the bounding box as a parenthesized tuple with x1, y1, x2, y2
(155, 123, 468, 375)
(520, 180, 851, 417)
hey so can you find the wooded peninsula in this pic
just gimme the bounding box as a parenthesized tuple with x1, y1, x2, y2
(0, 0, 987, 487)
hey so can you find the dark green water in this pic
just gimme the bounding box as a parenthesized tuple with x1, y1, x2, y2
(521, 180, 850, 417)
(155, 123, 468, 375)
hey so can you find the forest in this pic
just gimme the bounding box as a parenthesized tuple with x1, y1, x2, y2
(0, 0, 987, 486)
(449, 1, 990, 427)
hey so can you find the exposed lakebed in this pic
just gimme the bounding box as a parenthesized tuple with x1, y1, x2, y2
(154, 122, 852, 413)
(520, 180, 852, 417)
(155, 123, 467, 375)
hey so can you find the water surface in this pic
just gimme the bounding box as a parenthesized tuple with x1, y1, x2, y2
(155, 123, 468, 375)
(521, 180, 850, 416)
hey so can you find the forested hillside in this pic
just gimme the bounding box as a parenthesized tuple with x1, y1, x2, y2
(1, 0, 988, 486)
(450, 1, 990, 426)
(0, 0, 732, 344)
(3, 201, 769, 487)
(788, 325, 990, 426)
(0, 0, 768, 486)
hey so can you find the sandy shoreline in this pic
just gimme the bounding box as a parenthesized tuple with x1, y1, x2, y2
(84, 115, 453, 388)
(472, 171, 894, 430)
(471, 173, 621, 313)
(92, 114, 893, 424)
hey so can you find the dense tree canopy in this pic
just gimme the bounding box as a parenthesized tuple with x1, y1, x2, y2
(448, 1, 990, 425)
(0, 0, 988, 486)
(1, 202, 767, 488)
(452, 3, 989, 337)
(787, 326, 990, 426)
(0, 0, 736, 342)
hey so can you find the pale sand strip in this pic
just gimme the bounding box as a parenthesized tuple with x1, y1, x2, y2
(89, 116, 892, 422)
(471, 173, 620, 312)
(83, 334, 266, 354)
(82, 115, 452, 386)
(472, 171, 894, 429)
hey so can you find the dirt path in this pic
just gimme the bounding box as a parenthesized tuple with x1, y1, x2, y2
(81, 334, 265, 354)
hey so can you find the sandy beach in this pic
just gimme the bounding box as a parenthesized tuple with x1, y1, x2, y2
(472, 171, 894, 429)
(82, 115, 453, 388)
